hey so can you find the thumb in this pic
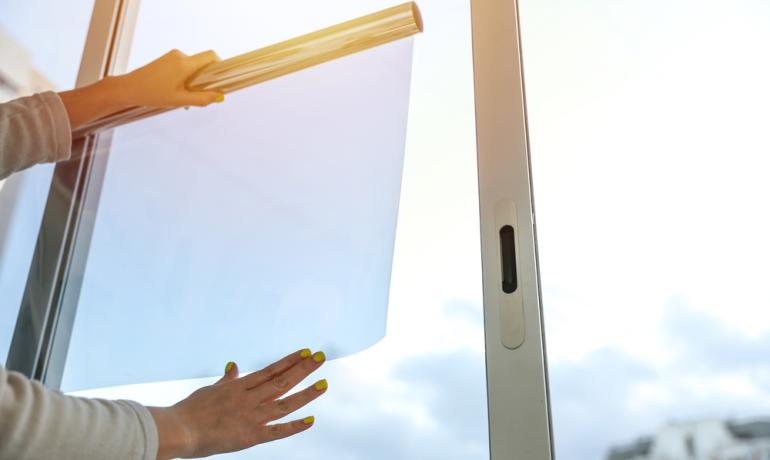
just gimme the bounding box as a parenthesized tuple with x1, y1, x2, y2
(178, 90, 224, 107)
(216, 361, 239, 384)
(186, 50, 221, 71)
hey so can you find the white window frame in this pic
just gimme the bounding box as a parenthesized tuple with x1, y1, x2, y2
(6, 0, 138, 387)
(472, 1, 554, 457)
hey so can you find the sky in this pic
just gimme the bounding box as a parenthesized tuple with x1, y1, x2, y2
(519, 0, 770, 457)
(2, 0, 770, 459)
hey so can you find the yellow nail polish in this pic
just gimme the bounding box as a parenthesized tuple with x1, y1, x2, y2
(312, 351, 326, 363)
(300, 348, 312, 359)
(313, 379, 328, 391)
(303, 416, 315, 425)
(225, 361, 235, 373)
(214, 95, 225, 103)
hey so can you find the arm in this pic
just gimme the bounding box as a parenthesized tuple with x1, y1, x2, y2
(0, 92, 72, 180)
(0, 49, 223, 180)
(0, 350, 327, 460)
(149, 350, 327, 459)
(0, 366, 158, 460)
(58, 49, 224, 131)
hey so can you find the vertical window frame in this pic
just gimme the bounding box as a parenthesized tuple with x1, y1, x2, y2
(471, 0, 554, 457)
(6, 0, 140, 388)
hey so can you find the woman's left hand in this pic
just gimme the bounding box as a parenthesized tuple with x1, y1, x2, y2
(148, 349, 328, 460)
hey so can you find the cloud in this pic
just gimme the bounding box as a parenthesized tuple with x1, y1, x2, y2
(229, 348, 489, 460)
(394, 348, 489, 448)
(661, 298, 770, 378)
(548, 301, 770, 460)
(76, 296, 770, 460)
(549, 347, 656, 460)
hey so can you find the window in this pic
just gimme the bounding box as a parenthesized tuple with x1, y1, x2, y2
(9, 1, 554, 458)
(66, 1, 495, 458)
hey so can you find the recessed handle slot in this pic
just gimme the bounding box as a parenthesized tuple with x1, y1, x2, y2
(499, 225, 517, 293)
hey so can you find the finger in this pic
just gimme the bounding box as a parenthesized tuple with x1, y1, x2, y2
(215, 361, 239, 385)
(248, 351, 326, 402)
(239, 348, 312, 390)
(164, 48, 187, 59)
(186, 50, 221, 71)
(255, 417, 315, 444)
(175, 90, 224, 107)
(261, 379, 328, 422)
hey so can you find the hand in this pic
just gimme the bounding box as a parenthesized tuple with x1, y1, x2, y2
(115, 49, 225, 109)
(59, 49, 225, 131)
(148, 349, 328, 459)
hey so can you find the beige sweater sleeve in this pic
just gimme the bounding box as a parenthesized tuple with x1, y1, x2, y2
(0, 91, 73, 181)
(0, 366, 158, 460)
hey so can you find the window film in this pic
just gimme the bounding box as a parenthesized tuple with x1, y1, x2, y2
(0, 0, 94, 363)
(71, 1, 489, 458)
(62, 14, 414, 391)
(518, 0, 770, 458)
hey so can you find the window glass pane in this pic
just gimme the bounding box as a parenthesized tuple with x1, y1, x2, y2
(519, 1, 770, 458)
(0, 0, 94, 363)
(64, 36, 414, 390)
(70, 1, 489, 458)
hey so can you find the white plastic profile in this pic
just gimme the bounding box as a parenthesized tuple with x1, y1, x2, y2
(471, 0, 554, 457)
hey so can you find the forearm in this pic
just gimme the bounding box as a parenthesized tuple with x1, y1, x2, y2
(0, 367, 158, 460)
(59, 50, 224, 137)
(58, 75, 134, 132)
(0, 49, 222, 180)
(58, 49, 223, 135)
(148, 406, 191, 460)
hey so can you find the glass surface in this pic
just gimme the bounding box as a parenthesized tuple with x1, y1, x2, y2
(0, 0, 94, 364)
(71, 1, 489, 458)
(518, 1, 770, 459)
(63, 37, 414, 390)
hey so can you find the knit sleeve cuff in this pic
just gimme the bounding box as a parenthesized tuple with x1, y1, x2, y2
(39, 91, 73, 163)
(119, 400, 160, 460)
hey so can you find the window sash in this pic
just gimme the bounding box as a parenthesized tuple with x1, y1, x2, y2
(7, 1, 555, 457)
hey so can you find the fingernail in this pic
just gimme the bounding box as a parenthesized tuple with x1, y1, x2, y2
(225, 361, 235, 373)
(303, 416, 315, 425)
(214, 95, 224, 103)
(312, 351, 325, 363)
(300, 348, 312, 359)
(313, 379, 328, 391)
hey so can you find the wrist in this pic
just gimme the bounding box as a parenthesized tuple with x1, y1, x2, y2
(96, 75, 135, 111)
(148, 406, 194, 460)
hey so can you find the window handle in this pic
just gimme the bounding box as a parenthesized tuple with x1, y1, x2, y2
(499, 225, 518, 293)
(495, 200, 525, 349)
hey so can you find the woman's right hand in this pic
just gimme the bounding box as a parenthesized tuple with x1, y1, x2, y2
(115, 49, 225, 109)
(148, 349, 328, 459)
